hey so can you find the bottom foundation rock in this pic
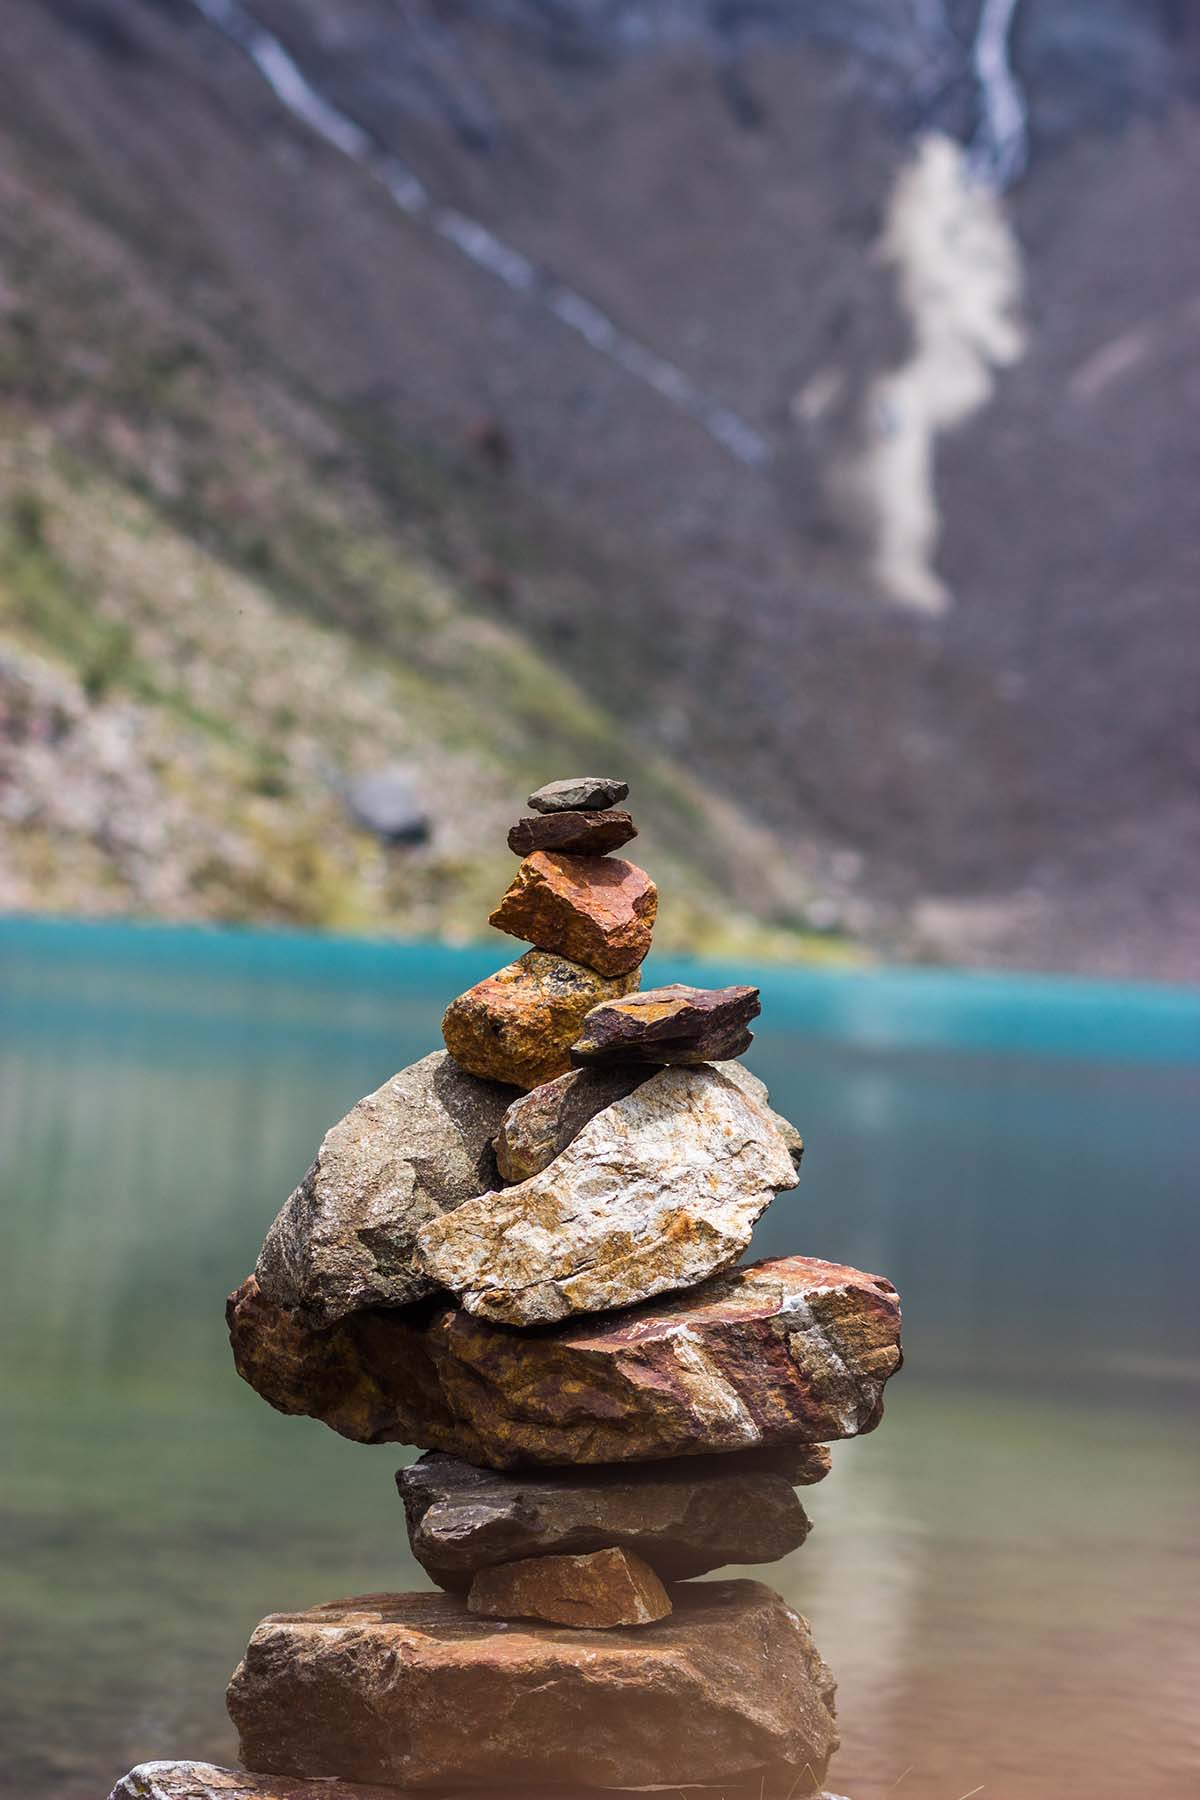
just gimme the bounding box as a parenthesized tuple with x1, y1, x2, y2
(226, 1581, 838, 1792)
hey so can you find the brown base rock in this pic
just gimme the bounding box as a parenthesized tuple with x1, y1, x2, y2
(227, 1583, 838, 1792)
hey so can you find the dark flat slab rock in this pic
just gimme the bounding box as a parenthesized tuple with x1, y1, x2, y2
(397, 1447, 818, 1587)
(507, 809, 638, 856)
(528, 776, 629, 813)
(572, 984, 761, 1066)
(226, 1583, 838, 1792)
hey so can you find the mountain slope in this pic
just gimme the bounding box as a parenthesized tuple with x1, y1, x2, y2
(0, 149, 842, 955)
(1, 0, 1197, 974)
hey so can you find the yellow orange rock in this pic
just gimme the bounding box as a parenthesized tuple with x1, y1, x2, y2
(442, 949, 639, 1090)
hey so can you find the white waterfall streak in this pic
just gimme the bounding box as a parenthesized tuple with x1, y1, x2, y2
(969, 0, 1029, 189)
(185, 0, 772, 468)
(845, 134, 1026, 614)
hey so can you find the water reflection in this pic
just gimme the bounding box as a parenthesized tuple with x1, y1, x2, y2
(2, 922, 1198, 1799)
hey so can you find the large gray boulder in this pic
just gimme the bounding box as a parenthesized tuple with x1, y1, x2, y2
(416, 1063, 800, 1325)
(255, 1051, 517, 1324)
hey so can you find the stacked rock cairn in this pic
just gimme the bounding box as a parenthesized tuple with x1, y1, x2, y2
(111, 777, 903, 1800)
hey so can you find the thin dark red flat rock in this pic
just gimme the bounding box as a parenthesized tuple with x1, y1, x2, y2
(571, 982, 761, 1066)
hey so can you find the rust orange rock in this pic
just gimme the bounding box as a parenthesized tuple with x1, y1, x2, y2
(467, 1547, 672, 1628)
(489, 851, 657, 977)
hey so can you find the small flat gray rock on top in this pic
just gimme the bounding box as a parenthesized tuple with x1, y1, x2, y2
(527, 775, 628, 813)
(255, 1051, 517, 1325)
(397, 1449, 816, 1588)
(416, 1063, 800, 1325)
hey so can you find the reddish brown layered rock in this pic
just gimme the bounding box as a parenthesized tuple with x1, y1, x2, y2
(572, 983, 761, 1066)
(507, 809, 637, 857)
(489, 851, 657, 977)
(398, 1449, 820, 1588)
(468, 1547, 671, 1628)
(442, 950, 639, 1090)
(108, 1765, 852, 1800)
(228, 1253, 902, 1467)
(226, 1583, 838, 1792)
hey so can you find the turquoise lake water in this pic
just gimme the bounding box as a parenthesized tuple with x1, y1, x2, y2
(2, 919, 1198, 1800)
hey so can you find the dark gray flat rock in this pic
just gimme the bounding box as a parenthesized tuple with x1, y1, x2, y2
(397, 1448, 816, 1587)
(527, 776, 629, 813)
(507, 809, 638, 856)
